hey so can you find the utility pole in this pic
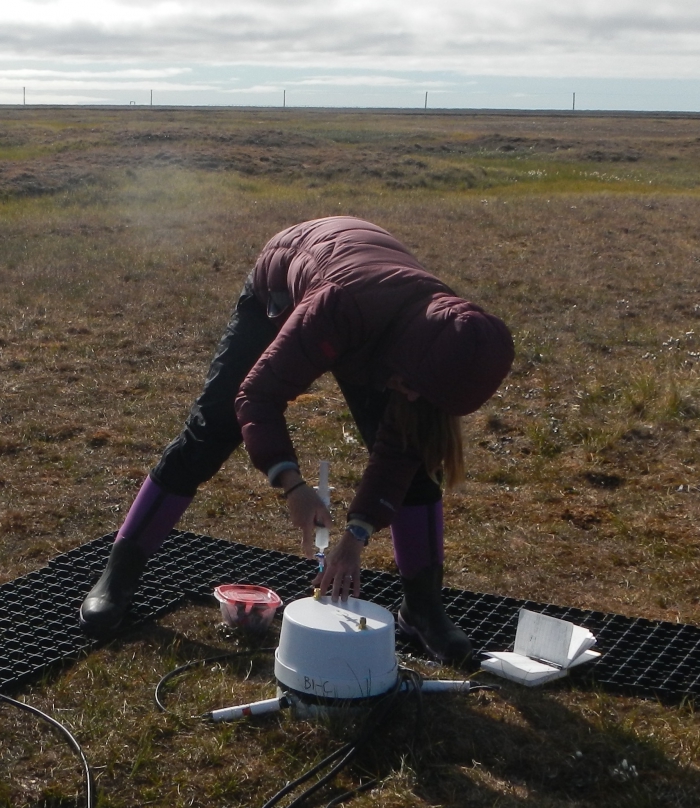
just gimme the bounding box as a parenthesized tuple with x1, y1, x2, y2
(572, 92, 576, 111)
(23, 86, 25, 105)
(150, 89, 153, 106)
(425, 91, 428, 110)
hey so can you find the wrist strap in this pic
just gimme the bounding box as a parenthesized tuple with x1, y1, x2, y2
(283, 480, 306, 499)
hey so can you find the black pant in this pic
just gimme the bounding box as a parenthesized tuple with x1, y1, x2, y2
(151, 279, 276, 496)
(151, 279, 441, 506)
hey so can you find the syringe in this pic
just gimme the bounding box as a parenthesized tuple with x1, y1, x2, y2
(314, 460, 330, 571)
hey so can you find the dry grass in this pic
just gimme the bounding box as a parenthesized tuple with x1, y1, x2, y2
(1, 107, 699, 807)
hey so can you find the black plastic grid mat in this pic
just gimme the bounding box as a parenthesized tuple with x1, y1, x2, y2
(1, 531, 699, 701)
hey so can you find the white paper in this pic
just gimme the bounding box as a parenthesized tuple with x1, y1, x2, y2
(481, 609, 600, 687)
(567, 624, 597, 663)
(566, 649, 601, 668)
(515, 609, 573, 667)
(481, 653, 567, 686)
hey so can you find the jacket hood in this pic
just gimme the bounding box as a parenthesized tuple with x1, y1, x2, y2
(386, 295, 514, 415)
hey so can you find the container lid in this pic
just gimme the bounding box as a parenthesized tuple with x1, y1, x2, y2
(274, 596, 398, 699)
(214, 584, 282, 607)
(282, 595, 392, 632)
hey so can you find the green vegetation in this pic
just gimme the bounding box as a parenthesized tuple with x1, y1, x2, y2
(1, 107, 699, 807)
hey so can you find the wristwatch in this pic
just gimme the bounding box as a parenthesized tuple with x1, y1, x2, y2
(346, 520, 373, 546)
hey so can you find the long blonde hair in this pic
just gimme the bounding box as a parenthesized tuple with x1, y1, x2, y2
(385, 393, 465, 490)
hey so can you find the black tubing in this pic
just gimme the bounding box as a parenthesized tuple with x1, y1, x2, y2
(0, 693, 95, 808)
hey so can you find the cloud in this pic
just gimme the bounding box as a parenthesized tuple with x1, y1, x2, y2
(0, 77, 214, 91)
(0, 1, 698, 78)
(0, 66, 212, 93)
(283, 75, 451, 88)
(0, 67, 191, 79)
(222, 84, 284, 95)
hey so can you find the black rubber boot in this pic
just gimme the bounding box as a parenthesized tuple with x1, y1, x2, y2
(398, 565, 473, 666)
(79, 539, 148, 636)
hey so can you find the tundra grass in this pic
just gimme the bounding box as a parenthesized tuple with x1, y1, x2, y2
(1, 108, 699, 807)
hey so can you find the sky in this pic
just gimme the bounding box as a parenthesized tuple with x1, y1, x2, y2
(1, 0, 699, 111)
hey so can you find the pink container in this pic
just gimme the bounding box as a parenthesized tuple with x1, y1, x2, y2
(214, 584, 282, 635)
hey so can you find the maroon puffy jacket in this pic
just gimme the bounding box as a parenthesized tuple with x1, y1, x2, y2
(235, 217, 513, 529)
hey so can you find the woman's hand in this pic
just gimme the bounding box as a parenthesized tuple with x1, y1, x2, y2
(312, 531, 362, 601)
(284, 481, 332, 559)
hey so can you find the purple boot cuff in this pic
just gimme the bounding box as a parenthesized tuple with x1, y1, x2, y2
(115, 476, 192, 556)
(390, 501, 444, 580)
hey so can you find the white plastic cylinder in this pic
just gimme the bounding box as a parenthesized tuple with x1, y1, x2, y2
(315, 460, 331, 555)
(209, 696, 288, 722)
(275, 596, 398, 700)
